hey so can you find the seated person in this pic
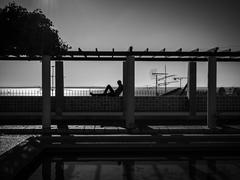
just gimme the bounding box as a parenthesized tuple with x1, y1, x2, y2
(90, 80, 123, 97)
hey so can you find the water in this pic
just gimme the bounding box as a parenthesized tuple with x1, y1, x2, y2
(27, 155, 240, 180)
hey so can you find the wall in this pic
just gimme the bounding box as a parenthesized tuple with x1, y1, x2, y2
(0, 96, 240, 112)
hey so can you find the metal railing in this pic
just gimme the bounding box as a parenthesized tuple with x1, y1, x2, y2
(0, 87, 167, 96)
(0, 87, 238, 97)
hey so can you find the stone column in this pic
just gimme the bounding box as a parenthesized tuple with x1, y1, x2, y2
(55, 61, 68, 130)
(207, 56, 217, 129)
(55, 61, 64, 116)
(187, 62, 197, 118)
(123, 56, 135, 129)
(42, 55, 51, 134)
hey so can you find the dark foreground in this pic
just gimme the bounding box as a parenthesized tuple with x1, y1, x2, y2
(1, 135, 240, 180)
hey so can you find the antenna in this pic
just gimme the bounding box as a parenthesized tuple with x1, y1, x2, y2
(155, 65, 177, 94)
(173, 77, 187, 88)
(149, 68, 167, 96)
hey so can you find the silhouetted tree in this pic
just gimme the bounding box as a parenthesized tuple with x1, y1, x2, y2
(0, 2, 69, 56)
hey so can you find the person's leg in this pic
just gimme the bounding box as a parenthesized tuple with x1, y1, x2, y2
(90, 92, 106, 96)
(104, 84, 114, 94)
(90, 85, 114, 96)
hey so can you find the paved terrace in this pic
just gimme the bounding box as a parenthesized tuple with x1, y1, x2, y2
(1, 124, 240, 180)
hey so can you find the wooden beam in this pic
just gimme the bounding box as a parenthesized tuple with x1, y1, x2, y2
(177, 48, 182, 58)
(1, 50, 240, 60)
(207, 47, 219, 52)
(138, 48, 149, 58)
(78, 48, 87, 59)
(112, 48, 114, 59)
(1, 56, 240, 62)
(60, 50, 240, 57)
(96, 48, 100, 58)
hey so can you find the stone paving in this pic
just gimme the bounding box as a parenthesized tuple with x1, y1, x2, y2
(0, 125, 41, 155)
(1, 124, 240, 156)
(0, 135, 31, 155)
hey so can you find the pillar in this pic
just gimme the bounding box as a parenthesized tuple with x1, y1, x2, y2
(123, 56, 135, 129)
(207, 56, 217, 129)
(187, 61, 197, 118)
(55, 61, 64, 117)
(42, 55, 51, 134)
(55, 61, 68, 130)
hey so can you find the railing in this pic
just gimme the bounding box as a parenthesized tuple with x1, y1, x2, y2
(0, 87, 106, 97)
(0, 87, 238, 97)
(0, 87, 170, 97)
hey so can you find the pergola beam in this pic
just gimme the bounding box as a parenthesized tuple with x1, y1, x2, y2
(2, 50, 240, 58)
(58, 50, 240, 57)
(112, 48, 114, 59)
(207, 47, 219, 52)
(1, 57, 240, 62)
(95, 48, 100, 58)
(78, 48, 87, 59)
(138, 48, 149, 58)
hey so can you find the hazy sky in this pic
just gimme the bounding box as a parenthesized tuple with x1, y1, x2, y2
(0, 0, 240, 87)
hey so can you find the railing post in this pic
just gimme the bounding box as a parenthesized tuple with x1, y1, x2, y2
(207, 56, 217, 129)
(123, 55, 135, 129)
(187, 61, 197, 118)
(42, 55, 51, 134)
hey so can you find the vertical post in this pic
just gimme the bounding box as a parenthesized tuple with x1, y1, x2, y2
(164, 64, 167, 93)
(207, 56, 217, 129)
(55, 61, 64, 117)
(187, 61, 197, 118)
(155, 75, 158, 96)
(123, 56, 135, 129)
(42, 55, 51, 134)
(55, 61, 67, 130)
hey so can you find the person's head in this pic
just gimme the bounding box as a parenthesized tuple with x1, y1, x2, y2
(117, 80, 122, 86)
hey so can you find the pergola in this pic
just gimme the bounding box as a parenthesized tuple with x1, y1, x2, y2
(1, 47, 240, 133)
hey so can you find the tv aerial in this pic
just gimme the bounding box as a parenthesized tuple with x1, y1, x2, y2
(150, 68, 167, 96)
(173, 77, 187, 88)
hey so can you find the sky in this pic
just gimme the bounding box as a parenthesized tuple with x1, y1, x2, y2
(0, 0, 240, 87)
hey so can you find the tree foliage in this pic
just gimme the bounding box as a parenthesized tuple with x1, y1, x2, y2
(0, 3, 70, 55)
